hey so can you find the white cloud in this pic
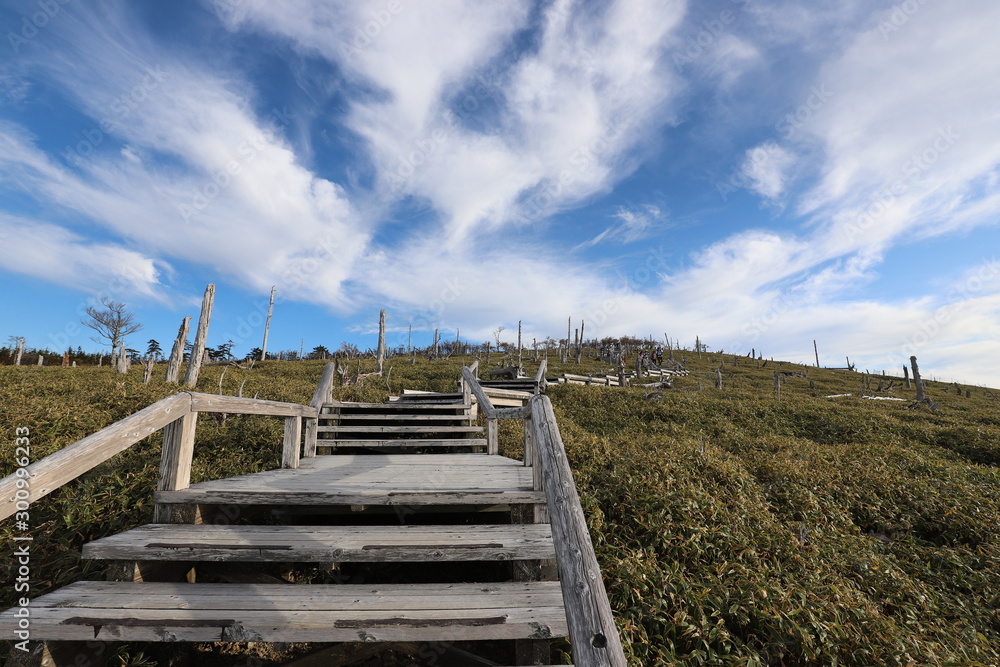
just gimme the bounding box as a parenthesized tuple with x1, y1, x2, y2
(2, 5, 367, 308)
(0, 214, 167, 300)
(576, 204, 665, 249)
(224, 0, 687, 241)
(796, 0, 1000, 251)
(740, 141, 796, 200)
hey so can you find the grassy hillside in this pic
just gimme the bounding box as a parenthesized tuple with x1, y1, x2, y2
(2, 352, 999, 665)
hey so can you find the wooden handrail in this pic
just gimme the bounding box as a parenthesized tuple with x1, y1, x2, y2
(1, 391, 318, 522)
(304, 361, 340, 457)
(530, 395, 626, 666)
(534, 357, 548, 394)
(461, 367, 626, 665)
(189, 392, 316, 418)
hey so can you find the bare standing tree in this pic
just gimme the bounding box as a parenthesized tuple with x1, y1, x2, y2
(81, 297, 142, 353)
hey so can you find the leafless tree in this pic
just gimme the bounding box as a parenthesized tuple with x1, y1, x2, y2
(82, 297, 143, 353)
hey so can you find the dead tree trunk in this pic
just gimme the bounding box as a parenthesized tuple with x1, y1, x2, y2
(14, 338, 24, 366)
(910, 356, 926, 402)
(143, 355, 155, 384)
(903, 365, 911, 389)
(165, 316, 191, 383)
(62, 351, 69, 367)
(184, 284, 215, 388)
(115, 342, 128, 374)
(577, 320, 584, 364)
(813, 340, 820, 367)
(376, 309, 386, 373)
(716, 368, 723, 389)
(260, 285, 276, 361)
(514, 320, 521, 369)
(36, 355, 43, 366)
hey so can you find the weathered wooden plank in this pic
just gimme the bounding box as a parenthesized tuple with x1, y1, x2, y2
(530, 396, 626, 667)
(316, 439, 488, 448)
(155, 489, 547, 506)
(0, 581, 568, 643)
(83, 524, 556, 562)
(319, 425, 482, 433)
(282, 416, 302, 469)
(0, 393, 192, 521)
(328, 414, 475, 422)
(188, 393, 316, 418)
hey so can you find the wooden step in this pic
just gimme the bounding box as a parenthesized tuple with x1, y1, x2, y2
(155, 488, 546, 507)
(324, 402, 472, 411)
(326, 414, 474, 422)
(83, 524, 556, 562)
(155, 454, 543, 507)
(317, 438, 488, 448)
(318, 425, 483, 434)
(0, 581, 567, 643)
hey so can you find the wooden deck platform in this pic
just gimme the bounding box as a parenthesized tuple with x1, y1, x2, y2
(0, 362, 624, 666)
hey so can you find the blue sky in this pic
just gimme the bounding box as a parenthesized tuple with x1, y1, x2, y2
(1, 0, 999, 384)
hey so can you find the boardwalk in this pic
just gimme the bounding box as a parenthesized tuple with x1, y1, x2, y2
(1, 362, 624, 666)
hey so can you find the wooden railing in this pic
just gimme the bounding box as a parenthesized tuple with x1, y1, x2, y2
(0, 391, 318, 522)
(303, 361, 339, 457)
(462, 365, 626, 667)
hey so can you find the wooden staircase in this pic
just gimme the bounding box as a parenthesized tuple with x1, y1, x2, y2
(1, 363, 624, 666)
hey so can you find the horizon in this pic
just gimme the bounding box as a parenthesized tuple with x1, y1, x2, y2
(2, 1, 999, 386)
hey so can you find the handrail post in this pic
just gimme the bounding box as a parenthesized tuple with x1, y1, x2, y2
(154, 411, 198, 523)
(305, 362, 339, 456)
(486, 419, 498, 455)
(282, 416, 302, 469)
(530, 395, 627, 666)
(534, 357, 548, 395)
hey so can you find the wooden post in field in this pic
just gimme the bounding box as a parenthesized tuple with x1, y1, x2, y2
(62, 351, 69, 367)
(813, 340, 820, 367)
(564, 317, 571, 363)
(115, 342, 128, 374)
(260, 286, 276, 361)
(433, 328, 439, 360)
(184, 283, 215, 388)
(143, 354, 155, 384)
(909, 356, 926, 402)
(165, 316, 190, 383)
(533, 337, 538, 362)
(774, 372, 781, 401)
(376, 309, 386, 373)
(517, 320, 522, 369)
(14, 337, 24, 366)
(696, 335, 702, 359)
